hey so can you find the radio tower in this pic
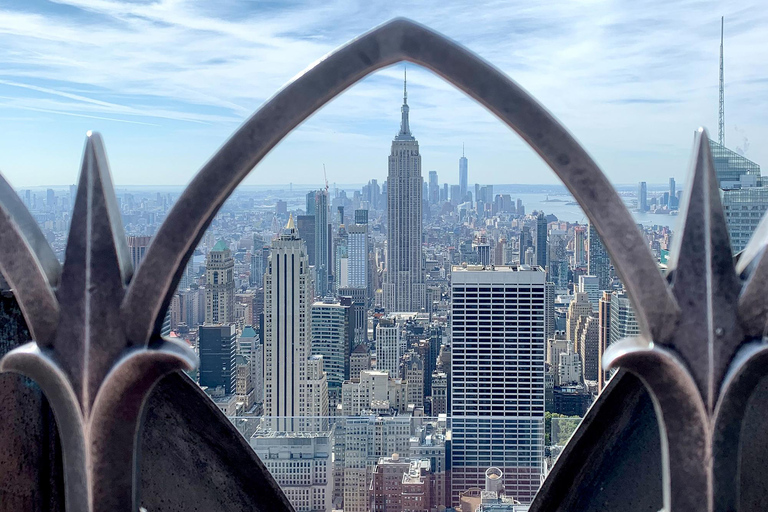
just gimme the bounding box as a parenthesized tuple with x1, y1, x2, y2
(719, 16, 725, 146)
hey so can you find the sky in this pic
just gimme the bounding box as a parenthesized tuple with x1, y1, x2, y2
(0, 0, 766, 189)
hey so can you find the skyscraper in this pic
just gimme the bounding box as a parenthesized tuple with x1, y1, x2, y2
(609, 291, 639, 347)
(566, 292, 593, 354)
(205, 240, 235, 325)
(264, 216, 313, 430)
(296, 215, 316, 266)
(127, 235, 152, 271)
(199, 324, 237, 394)
(375, 317, 401, 378)
(587, 223, 611, 290)
(578, 275, 601, 312)
(313, 190, 330, 296)
(334, 222, 348, 292)
(451, 265, 545, 504)
(347, 221, 369, 291)
(669, 177, 677, 209)
(459, 146, 468, 201)
(637, 181, 648, 212)
(573, 226, 586, 266)
(384, 71, 425, 312)
(576, 315, 599, 382)
(598, 291, 611, 392)
(428, 170, 439, 204)
(311, 297, 352, 409)
(535, 213, 548, 268)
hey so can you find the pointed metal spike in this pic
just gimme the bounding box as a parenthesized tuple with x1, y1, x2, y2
(735, 210, 768, 338)
(666, 128, 742, 411)
(0, 173, 60, 345)
(55, 132, 133, 413)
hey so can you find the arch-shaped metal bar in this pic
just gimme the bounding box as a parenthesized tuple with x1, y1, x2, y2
(604, 337, 711, 511)
(0, 173, 60, 345)
(123, 17, 678, 346)
(736, 211, 768, 338)
(713, 342, 768, 511)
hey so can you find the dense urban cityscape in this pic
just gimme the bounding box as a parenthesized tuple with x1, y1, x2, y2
(6, 64, 763, 512)
(4, 9, 766, 505)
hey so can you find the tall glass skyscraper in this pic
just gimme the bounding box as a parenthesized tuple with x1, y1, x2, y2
(384, 72, 425, 312)
(709, 138, 766, 252)
(459, 146, 468, 202)
(709, 139, 761, 187)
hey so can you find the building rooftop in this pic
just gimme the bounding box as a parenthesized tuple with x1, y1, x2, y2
(212, 239, 229, 252)
(452, 264, 545, 273)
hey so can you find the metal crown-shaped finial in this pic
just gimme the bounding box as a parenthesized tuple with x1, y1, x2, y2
(604, 128, 768, 511)
(0, 133, 197, 511)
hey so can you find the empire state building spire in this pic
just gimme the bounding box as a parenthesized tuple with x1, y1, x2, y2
(385, 65, 424, 313)
(397, 67, 413, 140)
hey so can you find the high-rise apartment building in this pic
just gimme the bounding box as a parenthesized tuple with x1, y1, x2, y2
(450, 265, 545, 504)
(199, 324, 237, 394)
(587, 223, 611, 290)
(264, 216, 313, 430)
(205, 240, 235, 325)
(384, 73, 425, 313)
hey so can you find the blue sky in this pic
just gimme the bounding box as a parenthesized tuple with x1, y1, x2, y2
(0, 0, 766, 188)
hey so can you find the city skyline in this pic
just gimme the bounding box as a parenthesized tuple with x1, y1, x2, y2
(1, 2, 767, 188)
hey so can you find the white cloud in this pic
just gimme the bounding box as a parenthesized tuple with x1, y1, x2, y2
(0, 0, 766, 187)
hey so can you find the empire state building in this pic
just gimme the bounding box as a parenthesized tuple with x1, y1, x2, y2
(384, 71, 425, 312)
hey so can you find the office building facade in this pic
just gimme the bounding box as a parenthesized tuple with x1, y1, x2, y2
(450, 265, 545, 505)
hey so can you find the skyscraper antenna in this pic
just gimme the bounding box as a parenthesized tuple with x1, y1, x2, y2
(719, 16, 725, 146)
(462, 143, 465, 157)
(403, 65, 407, 105)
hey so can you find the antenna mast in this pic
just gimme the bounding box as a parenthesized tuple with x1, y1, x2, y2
(323, 164, 328, 194)
(719, 16, 725, 146)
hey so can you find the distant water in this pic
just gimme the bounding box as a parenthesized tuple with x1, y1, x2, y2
(492, 185, 678, 229)
(514, 192, 677, 228)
